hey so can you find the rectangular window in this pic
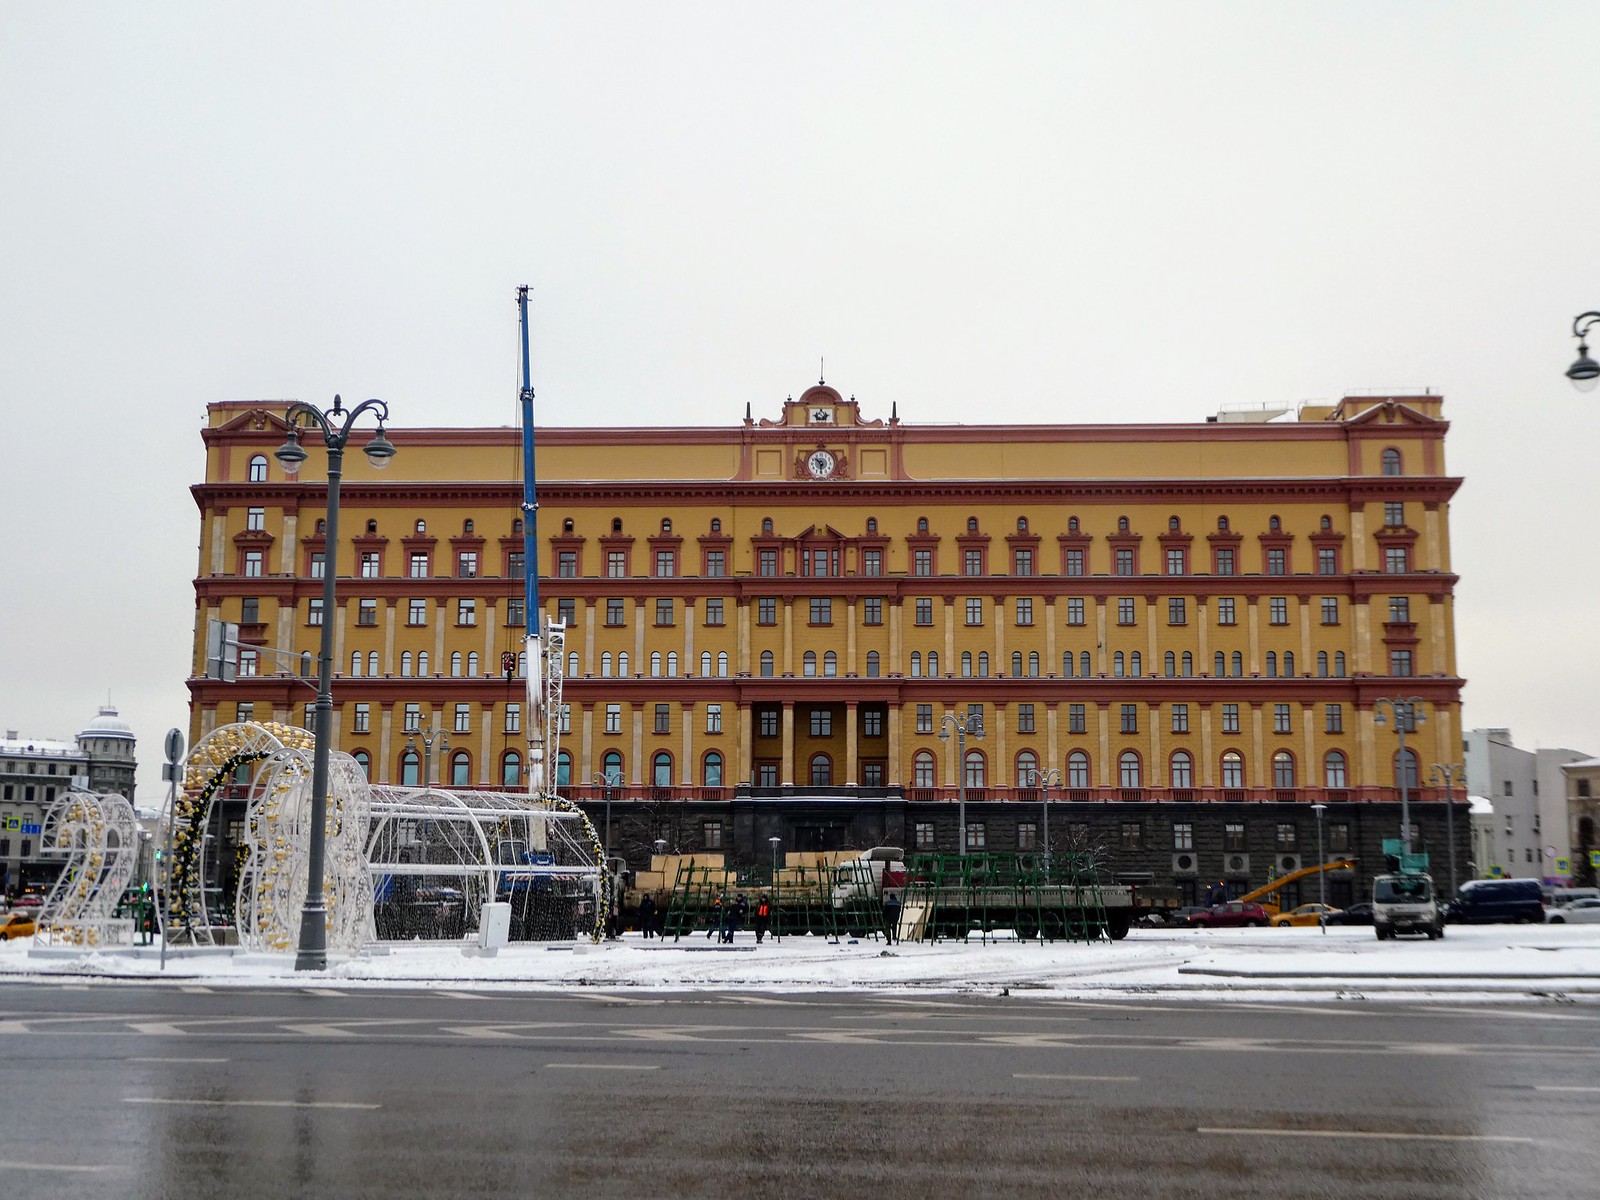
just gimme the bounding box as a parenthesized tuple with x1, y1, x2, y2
(1273, 703, 1292, 734)
(357, 598, 378, 626)
(758, 549, 778, 577)
(1117, 597, 1135, 625)
(916, 704, 933, 734)
(308, 552, 325, 579)
(1165, 548, 1186, 575)
(1276, 823, 1297, 850)
(810, 709, 832, 737)
(1384, 547, 1410, 574)
(1215, 547, 1235, 576)
(1216, 596, 1236, 625)
(607, 551, 627, 578)
(706, 704, 722, 733)
(1167, 597, 1186, 625)
(1066, 597, 1086, 626)
(238, 649, 258, 677)
(1017, 822, 1038, 850)
(1266, 548, 1286, 575)
(508, 551, 526, 578)
(1224, 823, 1246, 852)
(862, 548, 883, 577)
(459, 551, 480, 578)
(507, 598, 527, 627)
(352, 703, 370, 734)
(913, 549, 933, 577)
(548, 550, 572, 578)
(355, 551, 378, 579)
(915, 598, 933, 626)
(1268, 596, 1289, 625)
(505, 703, 521, 733)
(1317, 548, 1338, 575)
(605, 704, 621, 734)
(862, 597, 883, 626)
(1171, 703, 1189, 734)
(1068, 704, 1086, 734)
(246, 506, 265, 531)
(1014, 549, 1034, 577)
(1064, 549, 1085, 577)
(863, 763, 884, 787)
(1015, 597, 1033, 626)
(705, 598, 725, 626)
(810, 597, 832, 625)
(755, 763, 779, 787)
(1388, 595, 1410, 623)
(654, 704, 670, 735)
(1321, 597, 1340, 624)
(654, 550, 676, 578)
(963, 548, 983, 576)
(409, 551, 429, 578)
(242, 550, 263, 577)
(453, 703, 471, 734)
(964, 598, 983, 626)
(656, 598, 674, 626)
(1119, 703, 1138, 734)
(408, 598, 427, 625)
(703, 821, 724, 850)
(1017, 703, 1036, 734)
(1389, 649, 1414, 677)
(307, 598, 323, 626)
(1120, 822, 1144, 850)
(914, 822, 936, 851)
(758, 709, 779, 738)
(863, 709, 883, 737)
(1325, 703, 1343, 733)
(757, 597, 777, 626)
(1221, 703, 1240, 733)
(966, 822, 987, 850)
(606, 598, 625, 626)
(1384, 501, 1405, 527)
(1114, 548, 1135, 576)
(403, 704, 422, 733)
(705, 550, 726, 577)
(1172, 822, 1195, 851)
(1330, 823, 1351, 853)
(457, 599, 477, 626)
(555, 597, 576, 624)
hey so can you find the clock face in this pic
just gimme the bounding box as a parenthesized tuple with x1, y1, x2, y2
(806, 449, 836, 479)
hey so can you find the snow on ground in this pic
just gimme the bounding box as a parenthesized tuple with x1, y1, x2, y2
(3, 924, 1599, 1001)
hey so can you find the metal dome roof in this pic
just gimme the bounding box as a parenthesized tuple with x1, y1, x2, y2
(79, 704, 135, 741)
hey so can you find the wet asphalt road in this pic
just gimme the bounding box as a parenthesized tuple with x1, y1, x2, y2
(2, 982, 1597, 1199)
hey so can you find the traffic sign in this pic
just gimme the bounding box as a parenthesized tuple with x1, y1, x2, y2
(1556, 857, 1571, 874)
(1590, 850, 1600, 868)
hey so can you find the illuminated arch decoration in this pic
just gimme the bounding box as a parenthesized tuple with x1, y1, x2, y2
(38, 789, 140, 948)
(235, 745, 373, 955)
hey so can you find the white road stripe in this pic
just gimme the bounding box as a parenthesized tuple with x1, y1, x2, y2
(1199, 1127, 1534, 1144)
(180, 986, 213, 994)
(301, 987, 347, 997)
(125, 1097, 380, 1110)
(544, 1063, 661, 1071)
(0, 1159, 117, 1173)
(127, 1057, 229, 1064)
(434, 990, 489, 1000)
(1014, 1073, 1139, 1082)
(1534, 1085, 1600, 1093)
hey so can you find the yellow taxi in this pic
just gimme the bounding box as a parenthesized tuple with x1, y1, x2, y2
(1270, 903, 1342, 928)
(0, 911, 38, 940)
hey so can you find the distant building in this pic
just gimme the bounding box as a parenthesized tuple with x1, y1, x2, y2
(1464, 728, 1591, 882)
(0, 705, 138, 893)
(1561, 758, 1600, 887)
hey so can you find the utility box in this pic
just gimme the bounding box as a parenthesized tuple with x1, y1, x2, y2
(479, 902, 511, 951)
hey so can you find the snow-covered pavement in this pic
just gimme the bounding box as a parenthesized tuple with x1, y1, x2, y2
(4, 923, 1598, 1001)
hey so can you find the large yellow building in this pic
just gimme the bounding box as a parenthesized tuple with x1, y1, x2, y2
(189, 385, 1466, 905)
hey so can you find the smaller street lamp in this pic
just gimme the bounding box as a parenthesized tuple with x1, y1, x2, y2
(768, 835, 782, 884)
(406, 727, 450, 788)
(1430, 762, 1465, 896)
(592, 772, 618, 855)
(1565, 312, 1600, 392)
(1311, 803, 1328, 935)
(1373, 696, 1426, 856)
(1023, 766, 1062, 876)
(938, 710, 985, 856)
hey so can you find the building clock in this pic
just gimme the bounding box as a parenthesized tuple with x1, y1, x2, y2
(806, 449, 837, 479)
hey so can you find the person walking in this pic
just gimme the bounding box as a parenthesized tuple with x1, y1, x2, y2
(728, 892, 748, 943)
(754, 893, 772, 944)
(638, 893, 657, 940)
(707, 891, 724, 939)
(882, 890, 901, 944)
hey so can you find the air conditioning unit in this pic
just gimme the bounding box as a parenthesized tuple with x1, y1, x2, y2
(1172, 853, 1198, 876)
(1225, 853, 1250, 877)
(1277, 854, 1302, 874)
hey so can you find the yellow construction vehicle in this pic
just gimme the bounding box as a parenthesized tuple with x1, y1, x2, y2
(1236, 858, 1357, 916)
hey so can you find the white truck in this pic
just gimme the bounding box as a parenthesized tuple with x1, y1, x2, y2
(1372, 872, 1443, 940)
(830, 848, 909, 910)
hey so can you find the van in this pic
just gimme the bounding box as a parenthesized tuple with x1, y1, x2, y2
(1372, 873, 1442, 940)
(1447, 878, 1545, 924)
(1545, 887, 1600, 909)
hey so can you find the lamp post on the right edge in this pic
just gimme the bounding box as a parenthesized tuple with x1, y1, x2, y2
(1564, 312, 1600, 391)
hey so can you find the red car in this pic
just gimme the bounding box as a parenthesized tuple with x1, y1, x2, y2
(1185, 901, 1271, 928)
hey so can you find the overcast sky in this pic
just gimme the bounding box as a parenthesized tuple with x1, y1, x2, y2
(2, 3, 1596, 803)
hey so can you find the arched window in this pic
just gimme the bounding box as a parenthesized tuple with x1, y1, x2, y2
(660, 517, 672, 533)
(866, 651, 880, 677)
(1394, 748, 1421, 790)
(561, 518, 571, 532)
(1068, 516, 1080, 533)
(913, 751, 936, 787)
(703, 752, 724, 787)
(248, 455, 268, 482)
(1164, 651, 1176, 677)
(1130, 651, 1142, 676)
(418, 651, 429, 675)
(618, 651, 630, 676)
(1016, 750, 1039, 786)
(504, 751, 524, 788)
(450, 750, 471, 787)
(1028, 651, 1040, 677)
(1067, 751, 1090, 789)
(465, 519, 475, 534)
(400, 750, 420, 787)
(977, 652, 989, 677)
(1381, 448, 1402, 476)
(762, 517, 774, 533)
(1113, 651, 1125, 677)
(415, 519, 427, 534)
(513, 518, 523, 534)
(401, 651, 413, 677)
(1017, 516, 1029, 532)
(1284, 651, 1295, 676)
(667, 652, 678, 676)
(451, 652, 463, 677)
(367, 651, 378, 675)
(866, 517, 878, 533)
(1181, 652, 1193, 677)
(1334, 651, 1347, 677)
(760, 650, 774, 677)
(601, 750, 623, 786)
(1324, 750, 1348, 788)
(611, 517, 623, 532)
(1320, 515, 1332, 531)
(1318, 651, 1329, 677)
(1269, 515, 1282, 533)
(964, 750, 986, 789)
(568, 651, 578, 677)
(1214, 651, 1226, 676)
(1273, 751, 1296, 788)
(803, 651, 817, 677)
(1221, 751, 1245, 789)
(715, 651, 727, 678)
(350, 651, 362, 676)
(823, 651, 837, 677)
(1079, 651, 1091, 677)
(967, 516, 979, 532)
(601, 652, 613, 678)
(1266, 651, 1277, 678)
(961, 652, 973, 677)
(652, 751, 673, 788)
(1117, 516, 1129, 532)
(1170, 751, 1193, 788)
(910, 651, 922, 677)
(928, 651, 940, 675)
(810, 754, 832, 786)
(650, 652, 662, 677)
(1012, 651, 1024, 677)
(701, 651, 712, 676)
(710, 518, 721, 533)
(1119, 751, 1142, 788)
(917, 516, 929, 533)
(1063, 651, 1074, 677)
(1217, 516, 1230, 531)
(1231, 651, 1242, 677)
(468, 652, 479, 676)
(353, 751, 371, 780)
(367, 518, 379, 534)
(552, 751, 568, 787)
(518, 651, 527, 675)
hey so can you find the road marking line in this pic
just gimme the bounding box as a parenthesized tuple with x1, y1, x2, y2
(301, 988, 346, 997)
(435, 990, 489, 1000)
(1534, 1085, 1600, 1093)
(124, 1097, 380, 1110)
(128, 1057, 230, 1064)
(1015, 1073, 1139, 1082)
(1199, 1127, 1534, 1144)
(180, 986, 213, 994)
(544, 1063, 661, 1071)
(0, 1159, 117, 1173)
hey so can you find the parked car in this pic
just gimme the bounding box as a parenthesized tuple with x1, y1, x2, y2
(1545, 897, 1600, 924)
(0, 912, 37, 939)
(9, 895, 43, 909)
(1271, 903, 1342, 928)
(1139, 905, 1205, 928)
(1447, 878, 1545, 924)
(1325, 902, 1374, 926)
(1186, 901, 1271, 928)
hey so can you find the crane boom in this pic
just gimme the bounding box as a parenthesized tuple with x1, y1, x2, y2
(1237, 858, 1358, 911)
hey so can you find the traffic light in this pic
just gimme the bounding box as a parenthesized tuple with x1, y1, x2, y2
(501, 651, 517, 678)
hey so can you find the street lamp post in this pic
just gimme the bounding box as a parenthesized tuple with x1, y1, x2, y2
(1311, 803, 1328, 935)
(1373, 696, 1426, 857)
(769, 835, 781, 883)
(406, 727, 450, 788)
(1564, 312, 1600, 391)
(592, 773, 616, 855)
(938, 710, 984, 855)
(275, 394, 396, 972)
(1024, 767, 1062, 876)
(1430, 762, 1464, 896)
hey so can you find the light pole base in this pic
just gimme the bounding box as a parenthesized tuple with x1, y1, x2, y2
(294, 903, 328, 971)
